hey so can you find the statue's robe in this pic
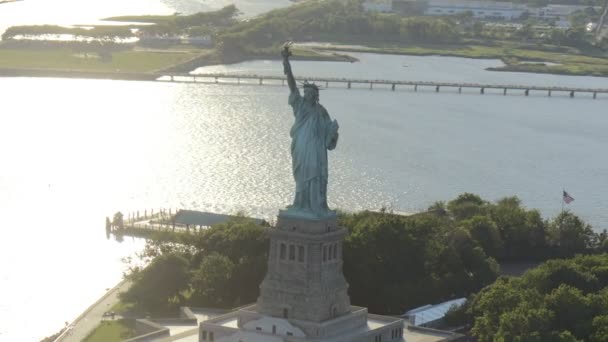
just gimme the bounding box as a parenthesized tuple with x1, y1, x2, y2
(288, 91, 339, 215)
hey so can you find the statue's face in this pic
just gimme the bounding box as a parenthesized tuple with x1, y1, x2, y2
(304, 87, 318, 103)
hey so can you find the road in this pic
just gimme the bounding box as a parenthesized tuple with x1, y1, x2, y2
(55, 281, 131, 342)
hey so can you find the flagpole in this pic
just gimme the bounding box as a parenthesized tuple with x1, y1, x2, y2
(561, 188, 564, 214)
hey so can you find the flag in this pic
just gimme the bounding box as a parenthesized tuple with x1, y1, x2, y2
(563, 191, 574, 204)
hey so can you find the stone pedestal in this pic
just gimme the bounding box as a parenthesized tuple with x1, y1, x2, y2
(257, 212, 351, 323)
(198, 210, 406, 342)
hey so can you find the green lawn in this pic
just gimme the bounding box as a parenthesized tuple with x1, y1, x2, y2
(1, 41, 606, 77)
(0, 48, 201, 73)
(490, 62, 608, 77)
(315, 43, 608, 77)
(83, 320, 136, 342)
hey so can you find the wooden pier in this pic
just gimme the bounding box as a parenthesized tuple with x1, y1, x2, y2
(157, 72, 608, 99)
(107, 208, 265, 239)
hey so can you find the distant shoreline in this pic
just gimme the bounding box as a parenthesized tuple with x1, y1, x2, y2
(0, 67, 159, 81)
(0, 51, 356, 80)
(303, 44, 608, 79)
(1, 47, 607, 81)
(1, 32, 607, 78)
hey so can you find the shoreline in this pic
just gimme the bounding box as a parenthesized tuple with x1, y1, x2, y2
(0, 52, 358, 80)
(0, 67, 159, 81)
(2, 49, 607, 80)
(159, 50, 359, 72)
(49, 280, 131, 342)
(307, 46, 608, 79)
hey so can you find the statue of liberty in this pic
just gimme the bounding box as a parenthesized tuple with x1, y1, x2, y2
(281, 43, 339, 217)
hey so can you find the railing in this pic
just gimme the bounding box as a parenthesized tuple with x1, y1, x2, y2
(156, 72, 608, 98)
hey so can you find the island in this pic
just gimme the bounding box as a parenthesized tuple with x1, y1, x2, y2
(1, 0, 607, 79)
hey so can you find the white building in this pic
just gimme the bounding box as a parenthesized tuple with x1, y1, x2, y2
(363, 0, 393, 13)
(526, 4, 599, 21)
(424, 0, 526, 20)
(404, 298, 467, 328)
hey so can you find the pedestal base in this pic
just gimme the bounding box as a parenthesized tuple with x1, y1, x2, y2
(199, 305, 406, 342)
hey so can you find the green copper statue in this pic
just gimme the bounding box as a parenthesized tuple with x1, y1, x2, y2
(281, 43, 339, 217)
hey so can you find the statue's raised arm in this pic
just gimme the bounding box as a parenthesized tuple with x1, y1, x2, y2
(282, 42, 298, 95)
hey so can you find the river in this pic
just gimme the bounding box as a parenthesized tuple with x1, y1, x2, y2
(1, 1, 607, 341)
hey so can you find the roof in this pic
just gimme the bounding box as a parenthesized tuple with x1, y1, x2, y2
(174, 210, 264, 227)
(405, 298, 467, 326)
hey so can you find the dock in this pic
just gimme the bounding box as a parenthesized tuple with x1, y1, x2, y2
(158, 72, 608, 99)
(107, 209, 265, 239)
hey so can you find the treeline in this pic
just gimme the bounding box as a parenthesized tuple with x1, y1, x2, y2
(215, 0, 606, 59)
(342, 193, 606, 313)
(120, 207, 498, 315)
(217, 0, 459, 56)
(1, 5, 239, 41)
(4, 0, 604, 58)
(449, 254, 608, 341)
(1, 25, 133, 41)
(427, 193, 606, 261)
(120, 216, 268, 313)
(340, 208, 499, 313)
(118, 193, 606, 316)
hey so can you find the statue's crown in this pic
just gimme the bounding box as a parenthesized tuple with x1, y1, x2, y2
(302, 81, 321, 91)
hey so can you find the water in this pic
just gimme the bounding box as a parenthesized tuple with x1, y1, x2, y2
(195, 52, 608, 89)
(1, 54, 607, 340)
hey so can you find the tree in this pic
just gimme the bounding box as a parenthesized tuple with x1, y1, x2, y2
(447, 193, 487, 221)
(472, 21, 485, 37)
(120, 253, 191, 313)
(192, 217, 268, 305)
(590, 315, 608, 342)
(470, 278, 535, 341)
(525, 259, 600, 294)
(548, 211, 595, 256)
(516, 23, 535, 40)
(193, 217, 268, 266)
(191, 253, 235, 307)
(548, 28, 567, 45)
(341, 210, 498, 313)
(545, 285, 593, 339)
(460, 215, 503, 259)
(564, 27, 590, 48)
(495, 305, 555, 342)
(427, 201, 448, 217)
(595, 229, 608, 251)
(468, 254, 608, 342)
(489, 197, 547, 260)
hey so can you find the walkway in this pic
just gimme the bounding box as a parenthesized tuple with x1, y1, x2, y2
(159, 72, 608, 98)
(55, 281, 131, 342)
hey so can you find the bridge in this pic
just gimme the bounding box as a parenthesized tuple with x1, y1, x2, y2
(158, 72, 608, 99)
